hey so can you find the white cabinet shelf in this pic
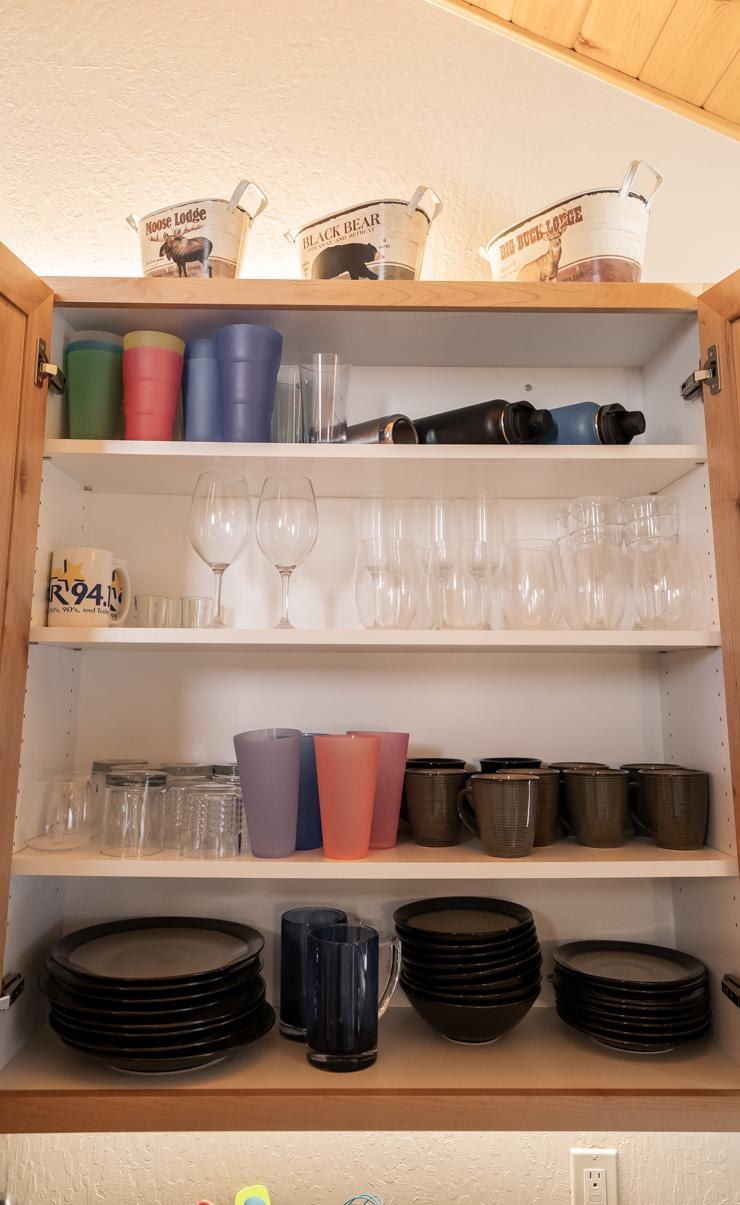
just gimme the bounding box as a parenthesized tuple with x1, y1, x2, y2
(42, 440, 708, 499)
(12, 839, 736, 880)
(28, 627, 721, 653)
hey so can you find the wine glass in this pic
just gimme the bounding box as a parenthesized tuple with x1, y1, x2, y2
(256, 475, 318, 629)
(499, 538, 562, 629)
(189, 472, 251, 628)
(354, 537, 418, 629)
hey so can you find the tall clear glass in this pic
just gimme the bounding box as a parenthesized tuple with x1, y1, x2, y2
(256, 475, 318, 629)
(628, 530, 700, 629)
(189, 471, 251, 628)
(300, 354, 350, 443)
(272, 365, 304, 443)
(354, 538, 418, 630)
(560, 524, 626, 630)
(499, 538, 562, 629)
(428, 539, 490, 630)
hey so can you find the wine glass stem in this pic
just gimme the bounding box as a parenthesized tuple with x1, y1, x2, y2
(213, 568, 225, 623)
(278, 569, 293, 629)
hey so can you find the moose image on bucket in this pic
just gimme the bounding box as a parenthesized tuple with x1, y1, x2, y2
(127, 179, 268, 278)
(288, 186, 442, 281)
(482, 161, 663, 284)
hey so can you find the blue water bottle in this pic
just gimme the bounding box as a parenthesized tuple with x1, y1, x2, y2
(538, 401, 645, 445)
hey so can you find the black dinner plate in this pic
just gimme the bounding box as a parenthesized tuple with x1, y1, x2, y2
(40, 966, 265, 1021)
(395, 898, 533, 945)
(45, 951, 263, 1001)
(555, 1003, 710, 1043)
(50, 997, 273, 1053)
(552, 977, 709, 1019)
(554, 999, 710, 1036)
(49, 917, 264, 988)
(552, 941, 706, 990)
(556, 1007, 710, 1054)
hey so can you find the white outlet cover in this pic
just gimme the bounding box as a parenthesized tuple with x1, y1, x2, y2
(570, 1147, 618, 1205)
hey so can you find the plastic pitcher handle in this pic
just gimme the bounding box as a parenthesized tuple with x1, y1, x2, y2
(378, 935, 401, 1018)
(125, 213, 139, 232)
(619, 160, 664, 208)
(405, 185, 443, 223)
(457, 785, 479, 838)
(228, 179, 269, 220)
(109, 559, 131, 627)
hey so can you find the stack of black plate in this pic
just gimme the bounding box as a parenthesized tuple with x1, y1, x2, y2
(394, 896, 541, 1044)
(552, 940, 711, 1053)
(41, 917, 274, 1072)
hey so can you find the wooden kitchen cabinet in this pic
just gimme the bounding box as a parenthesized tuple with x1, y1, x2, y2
(0, 246, 739, 1131)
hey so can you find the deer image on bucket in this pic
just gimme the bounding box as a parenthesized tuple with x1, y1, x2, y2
(481, 161, 663, 283)
(287, 186, 442, 281)
(127, 179, 268, 278)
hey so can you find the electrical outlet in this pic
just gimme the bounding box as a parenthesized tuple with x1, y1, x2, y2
(570, 1147, 618, 1205)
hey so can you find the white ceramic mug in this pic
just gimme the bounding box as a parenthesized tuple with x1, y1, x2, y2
(47, 546, 131, 627)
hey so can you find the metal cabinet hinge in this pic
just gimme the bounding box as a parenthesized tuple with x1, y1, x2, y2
(722, 973, 740, 1008)
(0, 972, 25, 1011)
(35, 337, 66, 394)
(681, 344, 721, 401)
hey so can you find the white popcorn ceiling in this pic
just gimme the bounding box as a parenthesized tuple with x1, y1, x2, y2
(0, 1130, 739, 1203)
(0, 0, 738, 282)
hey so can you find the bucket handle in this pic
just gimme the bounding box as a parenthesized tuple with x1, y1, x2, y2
(405, 185, 443, 223)
(284, 228, 296, 246)
(228, 179, 269, 221)
(125, 214, 139, 232)
(619, 160, 663, 208)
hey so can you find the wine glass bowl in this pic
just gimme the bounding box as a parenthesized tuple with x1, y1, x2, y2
(189, 471, 251, 628)
(256, 475, 319, 629)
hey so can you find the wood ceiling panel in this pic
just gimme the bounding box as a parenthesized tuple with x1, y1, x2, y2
(639, 0, 740, 105)
(512, 0, 592, 46)
(575, 0, 678, 76)
(704, 48, 740, 122)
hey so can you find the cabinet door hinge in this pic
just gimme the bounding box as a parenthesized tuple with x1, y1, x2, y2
(35, 337, 66, 394)
(0, 972, 25, 1011)
(681, 344, 721, 401)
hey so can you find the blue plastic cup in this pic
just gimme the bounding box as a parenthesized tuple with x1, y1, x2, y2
(218, 362, 280, 442)
(183, 340, 221, 441)
(216, 323, 283, 363)
(296, 733, 325, 851)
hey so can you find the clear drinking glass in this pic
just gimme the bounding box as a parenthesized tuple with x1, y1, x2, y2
(560, 525, 626, 630)
(272, 365, 304, 443)
(624, 495, 679, 524)
(189, 471, 251, 628)
(499, 538, 562, 629)
(300, 354, 350, 443)
(162, 596, 182, 627)
(428, 539, 490, 630)
(628, 530, 700, 629)
(179, 784, 242, 860)
(256, 475, 319, 629)
(135, 594, 166, 627)
(162, 767, 212, 848)
(180, 596, 214, 627)
(567, 496, 623, 530)
(354, 538, 418, 630)
(25, 774, 94, 851)
(100, 770, 166, 857)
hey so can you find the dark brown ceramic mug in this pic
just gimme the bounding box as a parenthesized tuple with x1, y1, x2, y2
(549, 761, 609, 828)
(505, 767, 561, 846)
(635, 768, 709, 850)
(457, 772, 537, 858)
(405, 768, 469, 847)
(563, 768, 629, 848)
(620, 762, 684, 831)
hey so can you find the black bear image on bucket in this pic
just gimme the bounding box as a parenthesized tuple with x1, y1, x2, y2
(127, 179, 268, 279)
(287, 186, 442, 281)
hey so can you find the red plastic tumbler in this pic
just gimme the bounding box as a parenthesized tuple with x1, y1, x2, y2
(122, 345, 184, 440)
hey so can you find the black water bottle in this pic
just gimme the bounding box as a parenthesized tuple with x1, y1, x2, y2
(414, 399, 553, 445)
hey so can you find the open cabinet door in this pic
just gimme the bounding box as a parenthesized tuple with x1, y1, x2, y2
(0, 243, 53, 973)
(698, 273, 740, 849)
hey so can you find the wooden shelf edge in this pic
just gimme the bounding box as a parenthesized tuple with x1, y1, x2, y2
(44, 277, 702, 313)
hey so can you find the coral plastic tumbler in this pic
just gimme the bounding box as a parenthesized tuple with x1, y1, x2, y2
(314, 734, 379, 859)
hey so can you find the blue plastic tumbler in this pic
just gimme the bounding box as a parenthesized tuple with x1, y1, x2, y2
(183, 339, 221, 441)
(215, 323, 283, 443)
(296, 733, 325, 851)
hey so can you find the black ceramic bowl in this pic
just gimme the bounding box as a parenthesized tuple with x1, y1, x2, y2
(403, 948, 542, 985)
(402, 972, 540, 1005)
(404, 981, 539, 1043)
(395, 898, 534, 946)
(399, 925, 538, 963)
(402, 963, 542, 998)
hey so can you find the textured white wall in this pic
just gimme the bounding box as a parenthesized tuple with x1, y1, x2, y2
(2, 1129, 740, 1203)
(1, 0, 739, 282)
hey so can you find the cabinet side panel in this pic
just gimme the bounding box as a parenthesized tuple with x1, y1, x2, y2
(641, 317, 705, 443)
(0, 875, 64, 1071)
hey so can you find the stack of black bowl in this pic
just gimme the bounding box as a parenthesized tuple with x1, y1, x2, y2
(552, 940, 711, 1053)
(394, 896, 541, 1044)
(41, 916, 274, 1072)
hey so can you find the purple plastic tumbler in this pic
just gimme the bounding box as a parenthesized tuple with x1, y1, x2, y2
(233, 727, 301, 857)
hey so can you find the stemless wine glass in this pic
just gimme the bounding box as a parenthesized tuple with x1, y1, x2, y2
(499, 538, 562, 629)
(560, 525, 626, 630)
(354, 538, 417, 630)
(428, 540, 490, 630)
(189, 471, 251, 628)
(627, 525, 700, 629)
(256, 475, 318, 629)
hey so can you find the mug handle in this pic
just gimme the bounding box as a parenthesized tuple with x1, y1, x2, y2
(457, 786, 480, 838)
(630, 807, 651, 837)
(378, 935, 401, 1018)
(228, 179, 269, 220)
(109, 560, 132, 627)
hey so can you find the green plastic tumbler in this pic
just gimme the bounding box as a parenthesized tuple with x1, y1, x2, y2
(66, 343, 123, 439)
